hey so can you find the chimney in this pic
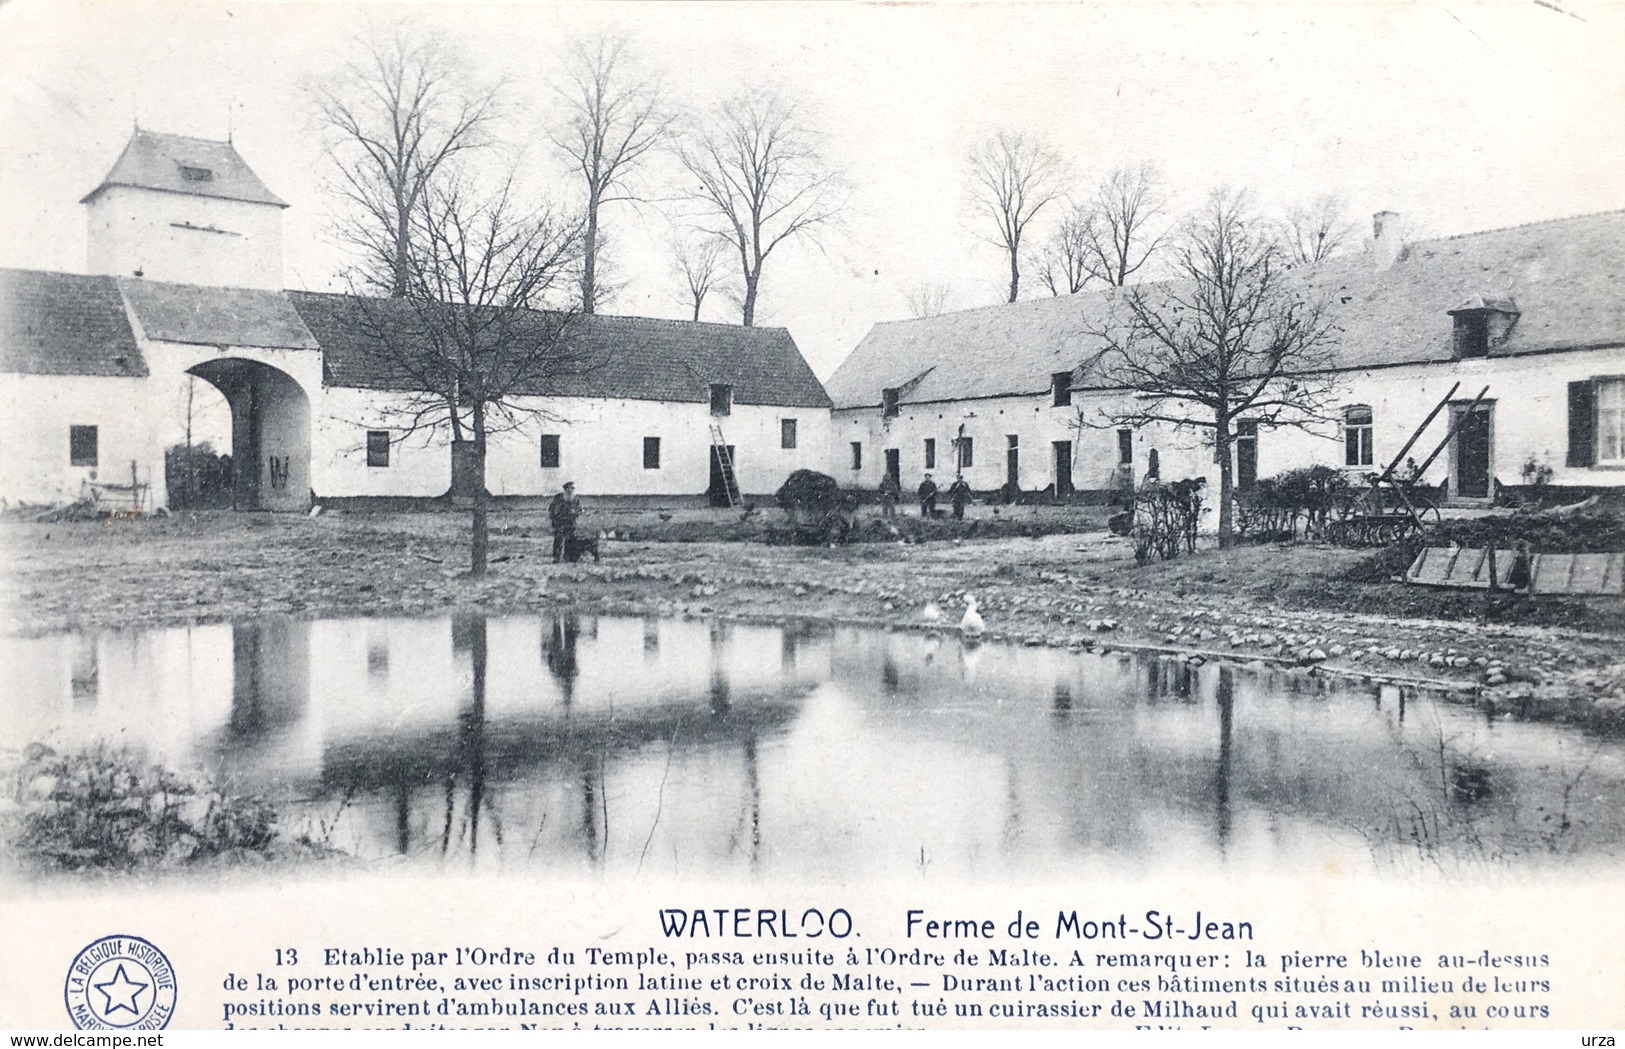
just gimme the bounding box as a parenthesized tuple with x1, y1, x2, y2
(1371, 210, 1402, 271)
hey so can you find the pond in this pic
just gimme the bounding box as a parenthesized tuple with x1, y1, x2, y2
(6, 612, 1624, 880)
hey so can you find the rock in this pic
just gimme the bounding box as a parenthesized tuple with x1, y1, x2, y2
(1309, 648, 1328, 662)
(793, 586, 808, 596)
(1258, 633, 1276, 647)
(1384, 648, 1402, 660)
(1329, 644, 1346, 657)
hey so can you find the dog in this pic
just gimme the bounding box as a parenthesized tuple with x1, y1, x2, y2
(563, 532, 601, 563)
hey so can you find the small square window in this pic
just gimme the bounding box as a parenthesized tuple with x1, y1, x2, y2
(781, 419, 797, 450)
(366, 430, 390, 467)
(1454, 314, 1489, 358)
(643, 436, 661, 469)
(1344, 405, 1374, 467)
(851, 441, 863, 471)
(1052, 371, 1073, 407)
(958, 437, 974, 469)
(709, 384, 732, 417)
(539, 434, 561, 468)
(882, 388, 900, 419)
(178, 164, 215, 182)
(924, 438, 936, 470)
(69, 425, 98, 467)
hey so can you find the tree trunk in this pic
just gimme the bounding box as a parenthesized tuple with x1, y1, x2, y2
(741, 273, 759, 327)
(392, 211, 411, 298)
(1007, 247, 1020, 303)
(469, 419, 488, 578)
(1214, 427, 1235, 548)
(581, 192, 600, 314)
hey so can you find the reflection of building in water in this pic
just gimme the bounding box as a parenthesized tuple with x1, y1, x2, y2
(9, 613, 1625, 878)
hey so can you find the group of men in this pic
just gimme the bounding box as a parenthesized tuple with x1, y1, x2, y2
(879, 473, 973, 519)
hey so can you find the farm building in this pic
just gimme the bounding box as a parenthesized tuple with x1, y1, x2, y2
(827, 209, 1625, 507)
(0, 130, 831, 512)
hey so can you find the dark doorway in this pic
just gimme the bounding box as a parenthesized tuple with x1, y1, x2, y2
(1052, 441, 1072, 499)
(1006, 434, 1019, 490)
(1452, 402, 1494, 500)
(707, 444, 738, 507)
(1235, 420, 1258, 491)
(884, 448, 900, 490)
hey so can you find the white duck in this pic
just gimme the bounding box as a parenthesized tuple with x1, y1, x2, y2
(959, 594, 986, 639)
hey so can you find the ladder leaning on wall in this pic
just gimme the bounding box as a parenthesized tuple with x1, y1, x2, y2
(708, 423, 742, 508)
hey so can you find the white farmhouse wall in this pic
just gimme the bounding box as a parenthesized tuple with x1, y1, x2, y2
(87, 187, 284, 290)
(315, 390, 832, 500)
(0, 373, 162, 508)
(835, 344, 1625, 506)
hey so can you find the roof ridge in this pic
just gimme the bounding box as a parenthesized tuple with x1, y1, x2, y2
(290, 289, 791, 337)
(1414, 207, 1625, 246)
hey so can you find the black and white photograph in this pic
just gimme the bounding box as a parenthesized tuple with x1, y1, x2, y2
(1, 0, 1622, 1032)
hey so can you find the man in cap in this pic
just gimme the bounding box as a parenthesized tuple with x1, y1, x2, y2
(549, 481, 582, 563)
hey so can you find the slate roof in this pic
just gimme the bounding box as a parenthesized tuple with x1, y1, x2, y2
(80, 130, 288, 208)
(826, 209, 1625, 409)
(289, 291, 832, 407)
(0, 269, 145, 377)
(123, 278, 318, 349)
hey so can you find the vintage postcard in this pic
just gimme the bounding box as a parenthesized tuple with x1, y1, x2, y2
(2, 0, 1623, 1033)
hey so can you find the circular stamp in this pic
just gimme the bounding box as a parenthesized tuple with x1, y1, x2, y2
(63, 935, 177, 1030)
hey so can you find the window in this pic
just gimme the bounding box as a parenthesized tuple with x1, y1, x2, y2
(850, 441, 863, 471)
(1344, 405, 1374, 467)
(780, 418, 797, 450)
(178, 165, 215, 182)
(882, 388, 900, 419)
(1594, 379, 1624, 465)
(366, 430, 390, 467)
(709, 383, 732, 416)
(1453, 313, 1489, 358)
(69, 425, 98, 467)
(957, 436, 974, 469)
(1052, 371, 1073, 407)
(1117, 428, 1133, 465)
(643, 436, 661, 469)
(539, 434, 560, 469)
(1568, 378, 1625, 467)
(924, 438, 936, 470)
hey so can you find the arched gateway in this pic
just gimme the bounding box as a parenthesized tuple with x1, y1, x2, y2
(186, 358, 311, 511)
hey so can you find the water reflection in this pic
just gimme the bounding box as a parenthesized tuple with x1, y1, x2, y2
(6, 615, 1625, 880)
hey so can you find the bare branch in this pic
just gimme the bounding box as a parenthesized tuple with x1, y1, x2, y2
(677, 90, 847, 326)
(312, 21, 501, 297)
(903, 281, 953, 318)
(965, 129, 1067, 303)
(549, 33, 676, 313)
(1279, 194, 1359, 265)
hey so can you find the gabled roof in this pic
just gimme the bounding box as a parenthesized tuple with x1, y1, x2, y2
(827, 209, 1625, 409)
(123, 278, 318, 349)
(80, 130, 288, 208)
(289, 291, 832, 408)
(0, 269, 145, 377)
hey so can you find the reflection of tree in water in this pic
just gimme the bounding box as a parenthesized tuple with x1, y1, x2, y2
(1213, 664, 1234, 854)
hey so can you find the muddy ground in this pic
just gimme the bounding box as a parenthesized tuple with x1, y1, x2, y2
(2, 504, 1622, 729)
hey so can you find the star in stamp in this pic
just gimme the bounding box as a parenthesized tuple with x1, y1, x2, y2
(63, 935, 177, 1030)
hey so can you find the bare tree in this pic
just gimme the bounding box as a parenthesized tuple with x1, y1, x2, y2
(1038, 206, 1091, 296)
(1281, 194, 1358, 265)
(679, 90, 845, 326)
(1078, 163, 1169, 286)
(337, 177, 588, 576)
(966, 130, 1066, 303)
(1091, 189, 1339, 546)
(550, 34, 674, 313)
(904, 281, 954, 318)
(313, 22, 498, 296)
(669, 233, 729, 321)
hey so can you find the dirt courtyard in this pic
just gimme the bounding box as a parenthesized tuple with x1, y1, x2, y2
(2, 504, 1622, 729)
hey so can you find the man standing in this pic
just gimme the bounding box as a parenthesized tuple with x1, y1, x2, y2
(947, 477, 972, 519)
(550, 481, 582, 563)
(917, 474, 939, 517)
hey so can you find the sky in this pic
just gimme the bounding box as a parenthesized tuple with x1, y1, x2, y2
(2, 0, 1623, 380)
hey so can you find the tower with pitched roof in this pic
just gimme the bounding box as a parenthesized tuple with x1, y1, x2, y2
(81, 129, 288, 290)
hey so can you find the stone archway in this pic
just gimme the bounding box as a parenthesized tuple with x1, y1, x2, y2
(187, 358, 311, 511)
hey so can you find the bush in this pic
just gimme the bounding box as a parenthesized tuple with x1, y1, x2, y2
(1131, 478, 1207, 564)
(10, 743, 280, 870)
(1235, 466, 1350, 542)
